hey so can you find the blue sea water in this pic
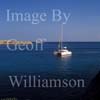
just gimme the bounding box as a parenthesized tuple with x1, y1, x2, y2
(0, 42, 100, 100)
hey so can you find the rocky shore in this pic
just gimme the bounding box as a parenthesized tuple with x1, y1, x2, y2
(82, 71, 100, 100)
(0, 40, 32, 45)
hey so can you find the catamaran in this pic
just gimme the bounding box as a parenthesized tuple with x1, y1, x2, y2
(54, 24, 72, 57)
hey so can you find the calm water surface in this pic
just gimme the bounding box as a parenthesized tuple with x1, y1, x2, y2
(0, 42, 100, 100)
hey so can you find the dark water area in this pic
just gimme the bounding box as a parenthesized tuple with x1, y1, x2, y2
(0, 42, 100, 100)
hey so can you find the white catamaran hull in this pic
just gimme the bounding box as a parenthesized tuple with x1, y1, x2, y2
(54, 49, 72, 56)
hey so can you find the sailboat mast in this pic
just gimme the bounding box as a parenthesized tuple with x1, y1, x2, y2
(61, 24, 63, 49)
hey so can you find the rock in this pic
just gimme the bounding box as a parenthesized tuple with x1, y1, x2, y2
(82, 71, 100, 100)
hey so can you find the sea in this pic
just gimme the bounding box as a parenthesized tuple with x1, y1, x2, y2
(0, 42, 100, 100)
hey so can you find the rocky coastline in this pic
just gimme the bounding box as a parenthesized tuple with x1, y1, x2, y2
(0, 40, 32, 45)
